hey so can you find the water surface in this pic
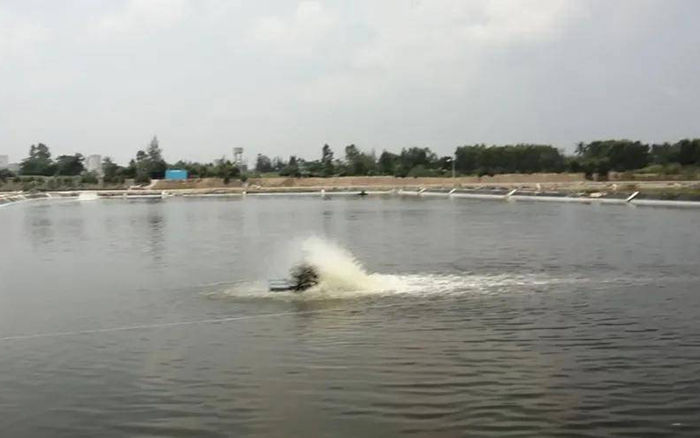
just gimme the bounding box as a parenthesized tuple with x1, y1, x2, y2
(1, 196, 699, 437)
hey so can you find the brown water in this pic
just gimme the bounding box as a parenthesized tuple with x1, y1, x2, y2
(1, 196, 699, 437)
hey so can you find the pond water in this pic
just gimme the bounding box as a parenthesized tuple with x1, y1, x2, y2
(1, 196, 699, 437)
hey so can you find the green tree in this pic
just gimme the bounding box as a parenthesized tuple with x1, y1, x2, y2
(213, 157, 240, 184)
(0, 168, 15, 183)
(272, 157, 286, 172)
(80, 171, 99, 184)
(455, 144, 565, 175)
(134, 150, 150, 184)
(54, 153, 85, 176)
(678, 139, 700, 165)
(575, 140, 649, 171)
(124, 159, 136, 179)
(146, 136, 167, 179)
(566, 156, 584, 173)
(378, 151, 399, 175)
(280, 156, 301, 177)
(255, 154, 273, 173)
(20, 143, 55, 176)
(650, 143, 679, 165)
(396, 147, 437, 177)
(344, 144, 377, 176)
(437, 156, 454, 173)
(321, 144, 334, 176)
(102, 157, 125, 184)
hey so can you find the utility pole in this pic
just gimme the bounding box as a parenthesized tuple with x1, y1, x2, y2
(452, 153, 456, 179)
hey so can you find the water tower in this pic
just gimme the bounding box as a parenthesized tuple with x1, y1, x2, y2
(233, 147, 244, 166)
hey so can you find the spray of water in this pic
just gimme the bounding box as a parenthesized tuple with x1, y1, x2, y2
(210, 236, 398, 299)
(210, 236, 601, 300)
(298, 237, 383, 292)
(77, 191, 99, 201)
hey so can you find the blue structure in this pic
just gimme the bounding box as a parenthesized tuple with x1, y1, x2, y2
(165, 169, 188, 180)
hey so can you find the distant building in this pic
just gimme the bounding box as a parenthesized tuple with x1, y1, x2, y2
(0, 155, 8, 169)
(86, 154, 102, 175)
(165, 169, 188, 180)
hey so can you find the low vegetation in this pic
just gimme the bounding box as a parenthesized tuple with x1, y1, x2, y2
(3, 137, 700, 192)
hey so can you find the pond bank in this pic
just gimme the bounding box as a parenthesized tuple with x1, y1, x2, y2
(3, 182, 700, 208)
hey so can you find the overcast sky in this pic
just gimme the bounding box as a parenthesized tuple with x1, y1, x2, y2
(1, 0, 699, 164)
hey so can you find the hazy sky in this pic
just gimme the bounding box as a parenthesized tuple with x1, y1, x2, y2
(1, 0, 699, 164)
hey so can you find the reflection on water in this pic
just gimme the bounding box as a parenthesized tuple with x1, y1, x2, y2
(1, 197, 700, 437)
(146, 202, 165, 263)
(23, 204, 54, 249)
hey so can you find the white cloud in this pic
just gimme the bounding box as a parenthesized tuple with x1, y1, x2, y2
(250, 1, 335, 55)
(355, 0, 577, 67)
(0, 9, 48, 59)
(468, 0, 576, 43)
(95, 0, 188, 35)
(298, 0, 580, 104)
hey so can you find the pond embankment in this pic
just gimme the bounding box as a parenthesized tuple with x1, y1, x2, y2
(3, 176, 700, 206)
(152, 176, 700, 204)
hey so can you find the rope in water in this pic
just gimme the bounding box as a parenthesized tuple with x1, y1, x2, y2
(0, 309, 336, 342)
(0, 299, 427, 343)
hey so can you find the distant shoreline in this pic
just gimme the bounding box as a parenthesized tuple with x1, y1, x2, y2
(2, 178, 700, 207)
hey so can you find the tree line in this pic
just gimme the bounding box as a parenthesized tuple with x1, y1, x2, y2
(256, 144, 484, 178)
(570, 139, 700, 178)
(256, 139, 700, 178)
(1, 136, 249, 186)
(4, 137, 699, 186)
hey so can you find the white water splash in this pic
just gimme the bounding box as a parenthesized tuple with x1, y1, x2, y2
(78, 191, 99, 201)
(299, 237, 384, 292)
(211, 237, 391, 299)
(210, 237, 620, 301)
